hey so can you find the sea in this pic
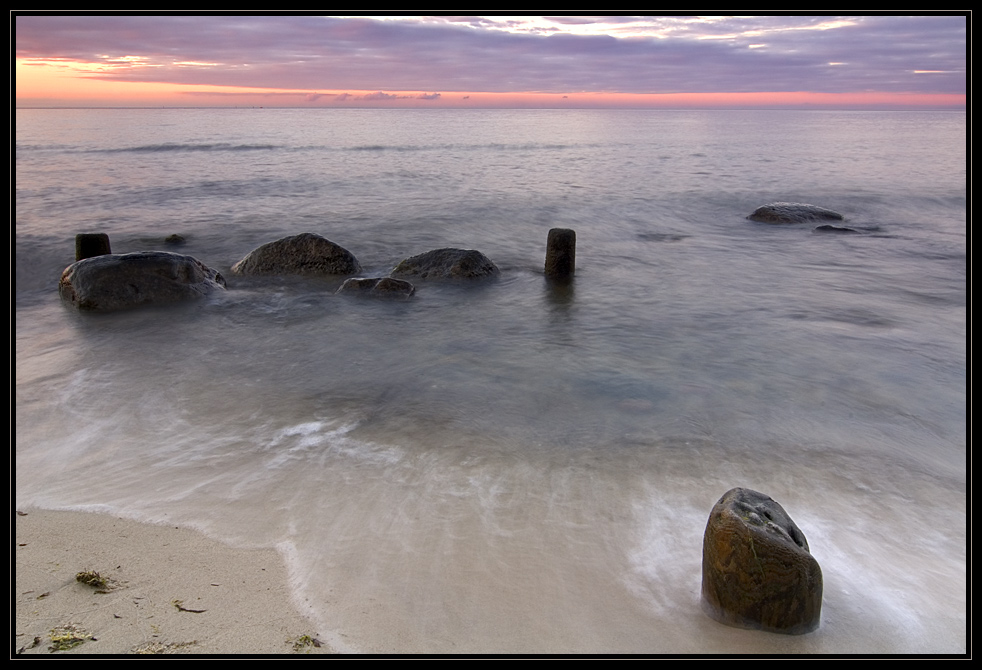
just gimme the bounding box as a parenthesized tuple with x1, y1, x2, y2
(14, 108, 967, 654)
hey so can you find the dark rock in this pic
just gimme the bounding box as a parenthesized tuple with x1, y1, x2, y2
(164, 234, 187, 245)
(544, 228, 576, 280)
(701, 487, 823, 635)
(813, 224, 859, 234)
(336, 276, 415, 299)
(231, 232, 361, 277)
(391, 248, 499, 280)
(75, 233, 112, 261)
(59, 251, 227, 312)
(747, 202, 844, 224)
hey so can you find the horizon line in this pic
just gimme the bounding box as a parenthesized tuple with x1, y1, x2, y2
(16, 105, 967, 111)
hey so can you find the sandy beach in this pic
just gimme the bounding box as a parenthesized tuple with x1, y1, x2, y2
(14, 508, 334, 655)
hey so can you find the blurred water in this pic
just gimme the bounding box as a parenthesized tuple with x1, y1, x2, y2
(15, 108, 966, 653)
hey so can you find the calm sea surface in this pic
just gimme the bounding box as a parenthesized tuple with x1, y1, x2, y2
(15, 108, 966, 653)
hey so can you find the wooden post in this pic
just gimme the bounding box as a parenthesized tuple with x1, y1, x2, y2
(544, 228, 575, 279)
(75, 233, 111, 261)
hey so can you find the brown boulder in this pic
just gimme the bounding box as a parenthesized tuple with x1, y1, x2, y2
(701, 487, 822, 635)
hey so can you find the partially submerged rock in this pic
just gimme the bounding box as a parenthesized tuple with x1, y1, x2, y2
(701, 487, 823, 635)
(813, 224, 859, 234)
(231, 232, 361, 277)
(336, 276, 415, 299)
(747, 202, 844, 224)
(59, 251, 227, 312)
(391, 248, 499, 280)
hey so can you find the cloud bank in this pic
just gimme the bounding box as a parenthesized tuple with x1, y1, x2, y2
(14, 15, 966, 106)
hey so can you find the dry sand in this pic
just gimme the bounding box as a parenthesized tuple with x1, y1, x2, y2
(14, 508, 335, 655)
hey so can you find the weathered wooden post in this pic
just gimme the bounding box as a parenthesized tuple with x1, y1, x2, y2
(544, 228, 575, 280)
(75, 233, 112, 261)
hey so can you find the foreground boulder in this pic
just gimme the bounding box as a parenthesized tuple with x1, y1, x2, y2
(231, 232, 361, 277)
(701, 487, 823, 635)
(336, 277, 415, 299)
(391, 248, 499, 280)
(59, 251, 227, 312)
(747, 202, 844, 224)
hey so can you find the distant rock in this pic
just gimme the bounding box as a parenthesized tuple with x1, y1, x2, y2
(391, 248, 499, 280)
(231, 232, 361, 277)
(701, 487, 823, 635)
(164, 234, 187, 245)
(59, 251, 226, 312)
(747, 202, 844, 224)
(336, 276, 415, 299)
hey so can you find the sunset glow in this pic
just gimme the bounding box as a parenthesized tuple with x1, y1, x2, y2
(14, 14, 967, 109)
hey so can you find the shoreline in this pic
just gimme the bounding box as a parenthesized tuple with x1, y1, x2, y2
(14, 508, 335, 655)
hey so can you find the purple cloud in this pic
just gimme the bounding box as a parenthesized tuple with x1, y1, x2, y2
(14, 15, 966, 96)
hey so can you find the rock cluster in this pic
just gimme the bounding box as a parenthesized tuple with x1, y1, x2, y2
(58, 233, 509, 312)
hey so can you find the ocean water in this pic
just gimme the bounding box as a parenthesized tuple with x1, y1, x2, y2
(15, 108, 966, 654)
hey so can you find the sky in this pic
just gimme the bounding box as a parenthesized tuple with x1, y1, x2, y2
(14, 14, 968, 109)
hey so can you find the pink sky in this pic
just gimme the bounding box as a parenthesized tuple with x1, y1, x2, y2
(15, 15, 967, 109)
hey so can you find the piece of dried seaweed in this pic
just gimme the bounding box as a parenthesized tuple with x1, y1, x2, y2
(75, 570, 108, 589)
(49, 624, 91, 652)
(291, 634, 323, 653)
(171, 599, 207, 613)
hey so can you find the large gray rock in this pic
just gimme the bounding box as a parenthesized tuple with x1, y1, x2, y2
(336, 276, 415, 299)
(59, 251, 227, 312)
(701, 487, 823, 635)
(747, 202, 844, 224)
(391, 248, 499, 280)
(231, 232, 361, 277)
